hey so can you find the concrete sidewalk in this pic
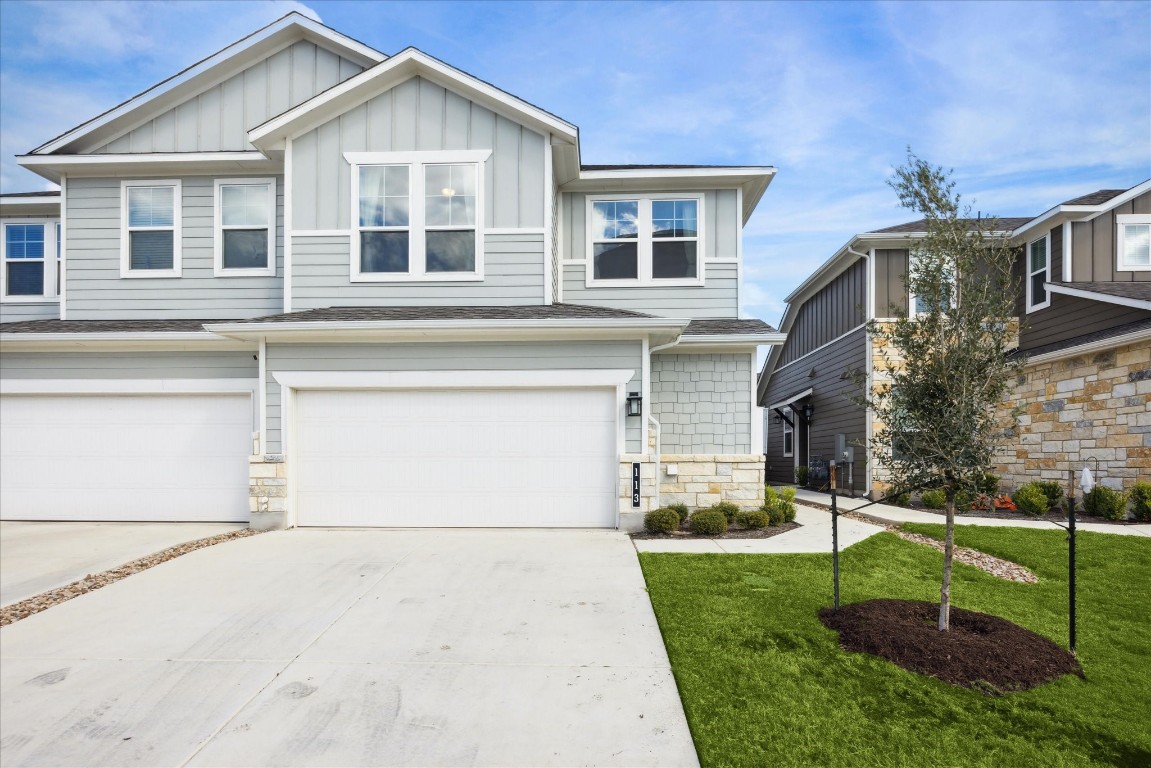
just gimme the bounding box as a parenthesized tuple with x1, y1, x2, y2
(633, 506, 885, 553)
(794, 489, 1151, 537)
(0, 521, 246, 607)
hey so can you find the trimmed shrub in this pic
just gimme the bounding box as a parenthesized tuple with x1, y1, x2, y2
(765, 503, 785, 526)
(689, 508, 729, 536)
(643, 507, 681, 534)
(780, 486, 797, 504)
(977, 473, 1001, 496)
(1084, 486, 1129, 521)
(795, 466, 810, 486)
(921, 489, 947, 510)
(1033, 481, 1064, 508)
(1130, 482, 1151, 523)
(891, 491, 911, 507)
(666, 502, 690, 523)
(954, 490, 975, 512)
(712, 501, 742, 523)
(737, 509, 770, 529)
(1013, 484, 1049, 517)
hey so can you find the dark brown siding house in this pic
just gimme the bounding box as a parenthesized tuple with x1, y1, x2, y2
(758, 179, 1151, 499)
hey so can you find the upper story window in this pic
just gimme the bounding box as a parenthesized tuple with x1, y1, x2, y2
(1117, 214, 1150, 271)
(121, 180, 181, 278)
(1026, 234, 1050, 312)
(214, 178, 276, 276)
(586, 195, 703, 287)
(345, 150, 489, 282)
(1, 221, 59, 301)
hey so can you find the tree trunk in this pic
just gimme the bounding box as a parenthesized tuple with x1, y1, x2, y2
(939, 495, 955, 631)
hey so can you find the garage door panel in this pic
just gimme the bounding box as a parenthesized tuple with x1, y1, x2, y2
(295, 388, 617, 528)
(0, 394, 251, 522)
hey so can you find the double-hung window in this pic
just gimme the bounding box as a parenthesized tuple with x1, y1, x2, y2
(214, 178, 276, 276)
(121, 180, 181, 277)
(587, 195, 702, 286)
(1026, 234, 1050, 311)
(346, 150, 488, 281)
(1117, 214, 1150, 271)
(1, 221, 59, 301)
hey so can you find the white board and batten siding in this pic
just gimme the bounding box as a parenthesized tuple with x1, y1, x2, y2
(560, 189, 741, 318)
(91, 40, 366, 154)
(263, 340, 644, 455)
(294, 388, 617, 527)
(64, 176, 285, 320)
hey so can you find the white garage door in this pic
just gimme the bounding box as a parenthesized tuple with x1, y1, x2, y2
(295, 388, 617, 527)
(0, 394, 252, 522)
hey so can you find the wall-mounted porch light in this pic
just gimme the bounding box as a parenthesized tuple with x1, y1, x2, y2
(801, 402, 815, 422)
(626, 392, 643, 417)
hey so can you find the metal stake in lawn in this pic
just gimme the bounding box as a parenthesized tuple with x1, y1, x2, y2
(1060, 460, 1097, 655)
(830, 459, 840, 610)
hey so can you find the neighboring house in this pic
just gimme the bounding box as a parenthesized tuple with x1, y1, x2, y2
(757, 181, 1151, 497)
(0, 13, 782, 531)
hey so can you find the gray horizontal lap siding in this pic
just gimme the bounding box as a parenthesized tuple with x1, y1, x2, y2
(65, 176, 285, 320)
(652, 353, 752, 453)
(293, 76, 545, 231)
(0, 351, 257, 379)
(263, 341, 642, 453)
(762, 327, 867, 486)
(1020, 292, 1151, 352)
(94, 41, 364, 153)
(1069, 190, 1151, 283)
(560, 189, 740, 318)
(292, 232, 544, 308)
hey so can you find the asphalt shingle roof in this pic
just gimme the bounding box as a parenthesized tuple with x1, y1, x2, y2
(0, 191, 61, 198)
(1050, 282, 1151, 302)
(868, 217, 1034, 234)
(0, 319, 216, 333)
(683, 318, 777, 335)
(1060, 189, 1126, 206)
(215, 303, 656, 325)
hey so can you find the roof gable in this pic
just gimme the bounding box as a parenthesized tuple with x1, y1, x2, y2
(29, 13, 385, 156)
(248, 48, 578, 154)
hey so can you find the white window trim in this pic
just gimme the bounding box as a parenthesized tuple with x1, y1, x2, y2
(584, 192, 706, 288)
(1026, 234, 1051, 312)
(782, 417, 794, 458)
(0, 219, 59, 303)
(213, 177, 277, 277)
(345, 150, 490, 283)
(1117, 214, 1151, 272)
(120, 179, 182, 278)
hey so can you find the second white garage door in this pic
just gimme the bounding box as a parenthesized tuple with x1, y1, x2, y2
(294, 388, 618, 527)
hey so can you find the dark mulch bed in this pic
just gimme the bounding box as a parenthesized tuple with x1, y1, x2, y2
(819, 598, 1083, 694)
(631, 521, 800, 540)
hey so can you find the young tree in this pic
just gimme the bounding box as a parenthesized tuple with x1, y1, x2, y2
(866, 151, 1024, 630)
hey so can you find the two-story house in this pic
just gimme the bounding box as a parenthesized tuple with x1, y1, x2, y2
(0, 13, 783, 531)
(757, 181, 1150, 497)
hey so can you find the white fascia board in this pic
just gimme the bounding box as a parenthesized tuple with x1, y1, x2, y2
(1044, 282, 1151, 310)
(17, 152, 277, 184)
(1023, 326, 1151, 365)
(273, 369, 635, 391)
(1011, 181, 1151, 241)
(249, 49, 578, 151)
(29, 14, 384, 157)
(767, 387, 813, 412)
(0, 194, 61, 205)
(0, 333, 255, 353)
(674, 333, 785, 346)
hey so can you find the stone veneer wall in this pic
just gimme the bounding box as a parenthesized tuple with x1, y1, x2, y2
(617, 453, 766, 531)
(249, 454, 287, 530)
(651, 353, 752, 453)
(996, 339, 1151, 492)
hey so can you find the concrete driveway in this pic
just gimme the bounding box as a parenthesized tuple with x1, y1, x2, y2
(0, 529, 698, 767)
(0, 521, 245, 607)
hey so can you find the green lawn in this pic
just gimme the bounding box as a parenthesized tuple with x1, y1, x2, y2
(639, 525, 1151, 767)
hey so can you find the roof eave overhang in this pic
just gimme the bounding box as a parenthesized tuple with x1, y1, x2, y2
(16, 152, 278, 184)
(1022, 326, 1151, 365)
(561, 167, 776, 224)
(28, 15, 385, 158)
(1044, 282, 1151, 311)
(673, 332, 785, 347)
(1011, 180, 1151, 242)
(0, 332, 253, 352)
(202, 317, 687, 344)
(0, 196, 61, 216)
(248, 50, 578, 153)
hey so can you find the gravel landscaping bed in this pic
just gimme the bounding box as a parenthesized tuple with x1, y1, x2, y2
(0, 528, 262, 626)
(911, 506, 1137, 526)
(819, 598, 1083, 693)
(631, 521, 800, 540)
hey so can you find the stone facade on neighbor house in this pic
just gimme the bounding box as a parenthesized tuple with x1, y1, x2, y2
(996, 339, 1151, 492)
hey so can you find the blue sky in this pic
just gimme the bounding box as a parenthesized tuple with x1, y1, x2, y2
(1, 0, 1148, 326)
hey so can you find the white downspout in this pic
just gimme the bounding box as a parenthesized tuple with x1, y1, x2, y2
(850, 245, 875, 498)
(647, 336, 682, 510)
